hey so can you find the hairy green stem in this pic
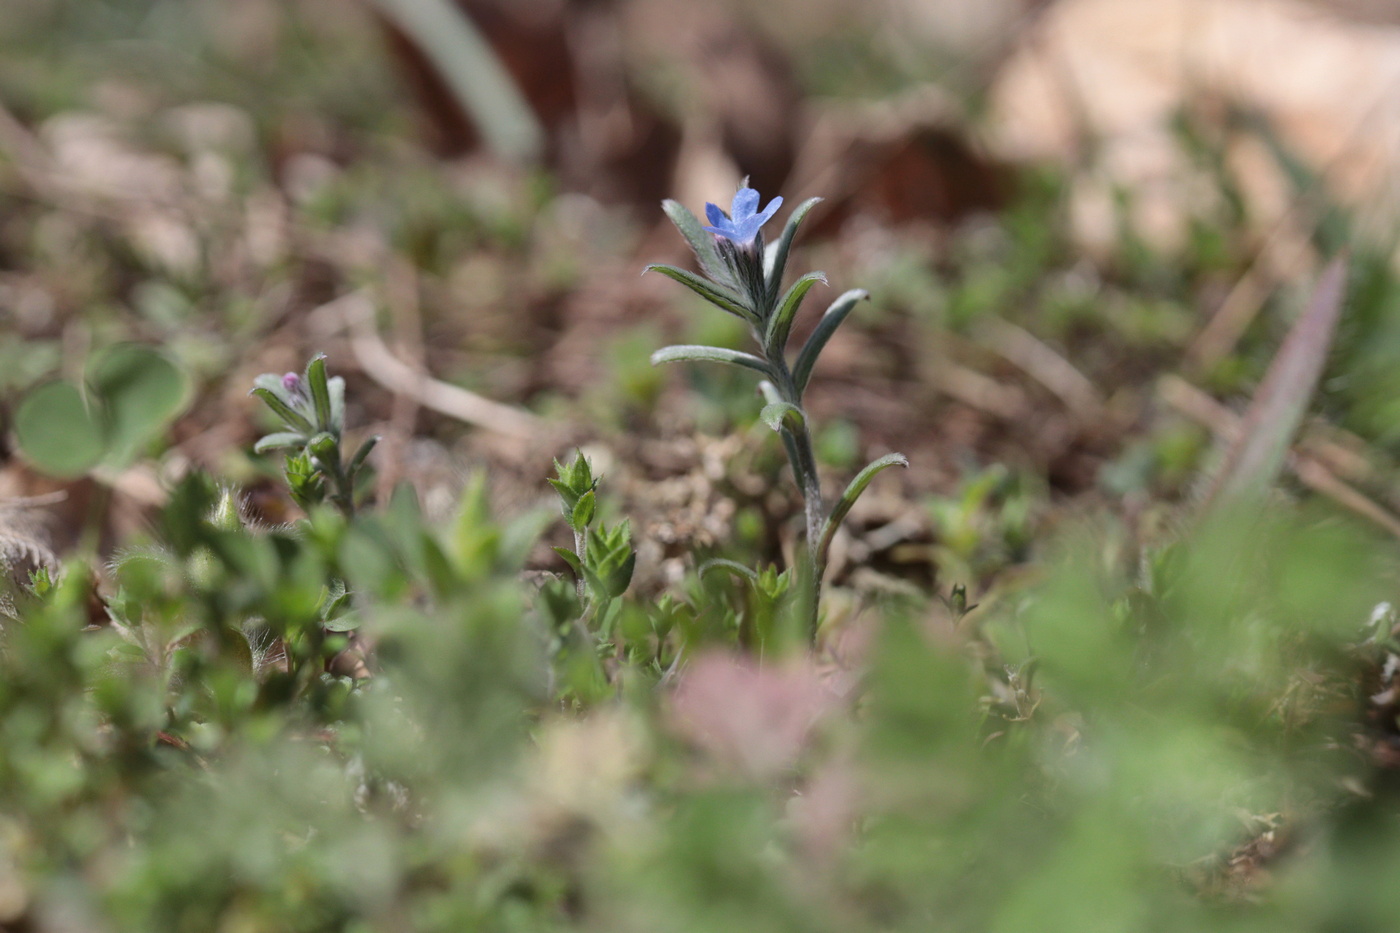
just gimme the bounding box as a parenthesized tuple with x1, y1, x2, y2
(769, 357, 826, 640)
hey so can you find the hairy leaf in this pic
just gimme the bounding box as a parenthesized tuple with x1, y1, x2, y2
(817, 453, 909, 565)
(764, 272, 827, 358)
(651, 345, 775, 379)
(793, 290, 869, 395)
(663, 199, 730, 284)
(764, 196, 823, 304)
(254, 432, 308, 454)
(306, 354, 333, 430)
(643, 264, 756, 324)
(760, 401, 805, 434)
(251, 387, 313, 434)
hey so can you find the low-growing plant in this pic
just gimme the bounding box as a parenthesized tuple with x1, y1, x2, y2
(250, 354, 380, 517)
(13, 343, 189, 478)
(647, 184, 907, 639)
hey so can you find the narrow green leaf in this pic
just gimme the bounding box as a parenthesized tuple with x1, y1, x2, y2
(764, 271, 827, 357)
(347, 434, 380, 476)
(662, 199, 730, 284)
(250, 387, 313, 433)
(793, 290, 869, 396)
(548, 478, 579, 514)
(651, 345, 775, 379)
(252, 372, 297, 399)
(817, 452, 909, 565)
(643, 264, 757, 324)
(765, 196, 823, 303)
(760, 401, 805, 434)
(699, 559, 760, 583)
(328, 376, 346, 434)
(368, 0, 543, 161)
(254, 432, 308, 454)
(306, 354, 333, 430)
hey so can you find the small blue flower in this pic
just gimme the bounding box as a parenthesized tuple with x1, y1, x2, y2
(704, 187, 783, 247)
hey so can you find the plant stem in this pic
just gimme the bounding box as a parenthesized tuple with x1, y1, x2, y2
(769, 359, 826, 641)
(789, 417, 825, 641)
(572, 527, 587, 601)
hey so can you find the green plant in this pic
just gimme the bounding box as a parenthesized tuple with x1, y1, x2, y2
(13, 343, 189, 478)
(250, 355, 379, 517)
(648, 185, 907, 640)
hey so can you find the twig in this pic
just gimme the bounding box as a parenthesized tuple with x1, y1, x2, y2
(376, 260, 427, 501)
(981, 318, 1103, 420)
(327, 290, 543, 440)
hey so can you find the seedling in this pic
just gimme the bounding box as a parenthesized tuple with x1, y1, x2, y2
(250, 355, 379, 517)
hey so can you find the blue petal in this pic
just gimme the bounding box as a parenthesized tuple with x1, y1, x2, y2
(705, 202, 728, 227)
(753, 196, 783, 228)
(731, 187, 760, 220)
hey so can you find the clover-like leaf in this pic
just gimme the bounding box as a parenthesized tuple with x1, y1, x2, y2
(14, 380, 105, 477)
(88, 343, 188, 467)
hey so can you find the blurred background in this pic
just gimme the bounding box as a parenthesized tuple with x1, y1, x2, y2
(7, 0, 1400, 591)
(14, 5, 1400, 930)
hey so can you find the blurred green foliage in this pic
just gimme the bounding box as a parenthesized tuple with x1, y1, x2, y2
(14, 343, 188, 477)
(4, 415, 1400, 930)
(9, 3, 1400, 930)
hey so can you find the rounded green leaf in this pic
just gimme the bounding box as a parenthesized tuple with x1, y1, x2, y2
(14, 379, 106, 477)
(88, 343, 188, 466)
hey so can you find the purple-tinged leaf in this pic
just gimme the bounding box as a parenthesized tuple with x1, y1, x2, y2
(1201, 257, 1348, 512)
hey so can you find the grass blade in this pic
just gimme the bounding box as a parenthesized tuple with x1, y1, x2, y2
(367, 0, 543, 161)
(1200, 257, 1348, 512)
